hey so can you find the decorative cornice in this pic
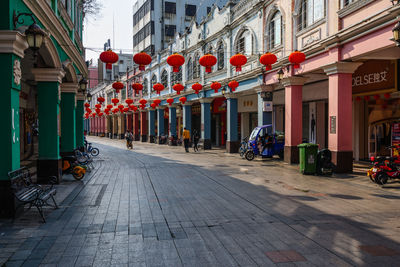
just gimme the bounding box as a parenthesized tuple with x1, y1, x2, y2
(23, 0, 88, 76)
(323, 62, 363, 76)
(76, 93, 86, 101)
(199, 98, 214, 104)
(0, 31, 29, 58)
(31, 68, 65, 83)
(281, 76, 308, 87)
(60, 83, 78, 93)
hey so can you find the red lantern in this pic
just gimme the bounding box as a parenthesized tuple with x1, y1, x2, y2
(100, 50, 119, 70)
(95, 108, 101, 114)
(84, 103, 90, 108)
(288, 51, 306, 69)
(355, 96, 362, 102)
(106, 104, 113, 109)
(230, 54, 247, 72)
(179, 96, 187, 105)
(364, 95, 370, 101)
(97, 97, 105, 103)
(112, 108, 119, 114)
(139, 104, 146, 110)
(167, 53, 185, 72)
(199, 54, 217, 73)
(192, 83, 202, 94)
(111, 98, 119, 106)
(112, 81, 124, 93)
(153, 83, 164, 95)
(133, 52, 152, 71)
(125, 98, 134, 105)
(118, 104, 124, 110)
(150, 103, 157, 109)
(373, 95, 380, 100)
(173, 83, 184, 95)
(123, 107, 129, 113)
(91, 113, 96, 118)
(132, 83, 143, 92)
(384, 93, 391, 99)
(95, 104, 101, 109)
(130, 105, 138, 112)
(259, 53, 277, 71)
(104, 110, 110, 115)
(98, 112, 104, 117)
(139, 98, 147, 105)
(211, 82, 221, 93)
(153, 99, 161, 106)
(228, 80, 239, 92)
(86, 107, 92, 113)
(166, 98, 174, 106)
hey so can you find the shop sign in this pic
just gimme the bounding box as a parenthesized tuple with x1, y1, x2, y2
(238, 94, 257, 112)
(263, 101, 273, 112)
(330, 116, 336, 134)
(392, 123, 400, 156)
(352, 60, 396, 94)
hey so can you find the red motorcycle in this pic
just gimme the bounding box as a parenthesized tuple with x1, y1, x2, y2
(368, 156, 400, 185)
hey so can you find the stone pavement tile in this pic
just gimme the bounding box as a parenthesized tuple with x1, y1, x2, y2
(62, 246, 81, 257)
(27, 248, 48, 261)
(74, 255, 95, 267)
(92, 260, 111, 267)
(21, 259, 41, 267)
(128, 261, 146, 267)
(111, 253, 129, 264)
(39, 264, 57, 267)
(78, 246, 97, 256)
(3, 260, 24, 267)
(359, 245, 400, 256)
(9, 250, 32, 261)
(41, 252, 63, 264)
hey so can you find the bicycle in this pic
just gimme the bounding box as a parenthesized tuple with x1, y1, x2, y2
(86, 142, 99, 156)
(239, 136, 249, 157)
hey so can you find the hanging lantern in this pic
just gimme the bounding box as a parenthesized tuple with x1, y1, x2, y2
(106, 104, 113, 109)
(288, 51, 306, 69)
(230, 54, 247, 72)
(228, 80, 239, 92)
(123, 107, 130, 113)
(111, 98, 119, 106)
(167, 53, 185, 72)
(112, 108, 119, 114)
(84, 113, 89, 119)
(91, 113, 96, 118)
(118, 104, 124, 110)
(150, 103, 157, 109)
(104, 108, 109, 113)
(98, 112, 104, 117)
(133, 52, 152, 71)
(384, 93, 391, 99)
(104, 110, 110, 115)
(139, 104, 146, 110)
(100, 49, 119, 70)
(153, 99, 161, 106)
(373, 95, 380, 100)
(139, 98, 147, 105)
(84, 103, 90, 108)
(153, 83, 165, 95)
(355, 96, 362, 102)
(199, 54, 217, 73)
(130, 105, 138, 112)
(172, 83, 184, 95)
(192, 83, 202, 94)
(166, 98, 174, 106)
(112, 81, 124, 93)
(259, 53, 277, 71)
(95, 108, 101, 114)
(211, 82, 221, 93)
(179, 96, 187, 105)
(97, 97, 105, 103)
(364, 95, 370, 101)
(95, 104, 101, 109)
(132, 83, 143, 93)
(125, 98, 134, 105)
(86, 107, 92, 113)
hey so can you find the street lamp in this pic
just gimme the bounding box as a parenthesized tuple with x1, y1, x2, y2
(277, 68, 284, 82)
(79, 78, 88, 93)
(13, 11, 46, 52)
(221, 87, 227, 97)
(86, 93, 92, 102)
(393, 21, 400, 47)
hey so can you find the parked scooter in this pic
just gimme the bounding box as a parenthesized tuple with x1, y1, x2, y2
(244, 125, 284, 161)
(62, 156, 86, 180)
(368, 156, 400, 185)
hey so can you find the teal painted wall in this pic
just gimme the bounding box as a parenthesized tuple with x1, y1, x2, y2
(60, 92, 76, 153)
(76, 100, 84, 147)
(37, 82, 60, 160)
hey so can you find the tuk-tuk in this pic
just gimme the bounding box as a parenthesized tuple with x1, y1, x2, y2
(245, 125, 284, 161)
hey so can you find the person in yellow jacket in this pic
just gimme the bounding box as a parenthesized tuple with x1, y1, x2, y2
(182, 127, 190, 152)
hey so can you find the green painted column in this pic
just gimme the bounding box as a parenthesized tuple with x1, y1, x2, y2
(60, 92, 76, 154)
(32, 68, 65, 183)
(76, 98, 85, 148)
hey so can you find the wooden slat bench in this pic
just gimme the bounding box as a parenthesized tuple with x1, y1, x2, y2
(8, 167, 58, 223)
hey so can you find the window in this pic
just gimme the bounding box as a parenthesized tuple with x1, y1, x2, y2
(217, 41, 224, 70)
(193, 53, 200, 79)
(268, 11, 282, 49)
(185, 4, 196, 16)
(143, 79, 149, 96)
(151, 75, 157, 93)
(171, 69, 182, 84)
(161, 70, 168, 89)
(165, 2, 176, 14)
(341, 0, 356, 7)
(187, 57, 193, 80)
(235, 30, 252, 55)
(165, 25, 176, 37)
(298, 0, 325, 31)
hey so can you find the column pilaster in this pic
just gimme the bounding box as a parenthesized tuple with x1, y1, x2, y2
(140, 110, 147, 142)
(200, 98, 213, 150)
(76, 94, 85, 147)
(169, 105, 177, 146)
(157, 107, 165, 144)
(60, 83, 77, 156)
(226, 95, 239, 153)
(148, 109, 156, 143)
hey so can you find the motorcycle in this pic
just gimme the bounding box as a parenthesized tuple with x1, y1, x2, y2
(62, 156, 86, 180)
(367, 156, 400, 185)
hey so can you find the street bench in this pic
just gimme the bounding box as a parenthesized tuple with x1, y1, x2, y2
(8, 167, 58, 223)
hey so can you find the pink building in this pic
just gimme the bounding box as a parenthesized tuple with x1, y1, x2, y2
(88, 66, 98, 89)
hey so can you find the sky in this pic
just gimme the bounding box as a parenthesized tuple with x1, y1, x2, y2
(83, 0, 135, 66)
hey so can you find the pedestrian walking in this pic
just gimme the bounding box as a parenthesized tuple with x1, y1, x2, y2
(193, 129, 200, 152)
(125, 130, 133, 149)
(182, 127, 190, 153)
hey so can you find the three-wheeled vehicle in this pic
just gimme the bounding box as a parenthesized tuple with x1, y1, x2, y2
(245, 125, 284, 161)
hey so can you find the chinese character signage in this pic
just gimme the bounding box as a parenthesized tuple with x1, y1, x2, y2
(330, 116, 336, 134)
(352, 60, 396, 94)
(392, 123, 400, 156)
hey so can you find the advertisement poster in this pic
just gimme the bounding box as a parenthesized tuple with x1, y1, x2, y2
(392, 123, 400, 156)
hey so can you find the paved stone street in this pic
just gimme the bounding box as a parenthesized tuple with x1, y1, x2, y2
(1, 137, 400, 266)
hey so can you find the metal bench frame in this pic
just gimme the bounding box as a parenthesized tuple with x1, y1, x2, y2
(8, 167, 58, 223)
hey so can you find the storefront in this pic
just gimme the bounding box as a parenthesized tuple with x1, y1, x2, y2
(238, 94, 258, 140)
(212, 97, 227, 147)
(353, 60, 399, 160)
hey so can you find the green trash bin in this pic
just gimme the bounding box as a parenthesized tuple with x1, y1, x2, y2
(298, 143, 318, 174)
